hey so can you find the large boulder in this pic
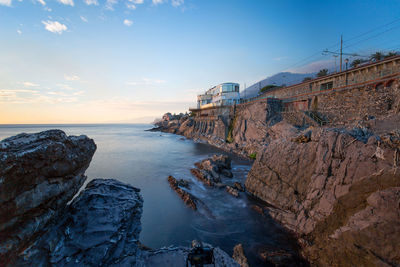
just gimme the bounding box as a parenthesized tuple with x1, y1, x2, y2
(0, 130, 96, 264)
(16, 178, 143, 266)
(190, 154, 233, 186)
(245, 127, 400, 266)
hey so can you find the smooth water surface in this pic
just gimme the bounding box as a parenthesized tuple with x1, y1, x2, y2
(0, 124, 298, 266)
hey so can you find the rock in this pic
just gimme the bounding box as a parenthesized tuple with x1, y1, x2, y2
(15, 178, 143, 266)
(291, 130, 312, 143)
(233, 182, 244, 192)
(140, 244, 240, 267)
(259, 249, 303, 267)
(0, 130, 96, 264)
(226, 185, 239, 197)
(232, 244, 249, 267)
(245, 127, 400, 266)
(190, 154, 233, 186)
(168, 176, 197, 210)
(251, 205, 264, 216)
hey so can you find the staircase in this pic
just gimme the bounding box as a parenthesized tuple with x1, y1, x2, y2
(304, 111, 329, 126)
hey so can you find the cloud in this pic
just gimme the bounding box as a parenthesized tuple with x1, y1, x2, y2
(126, 3, 136, 9)
(42, 20, 68, 34)
(19, 82, 39, 87)
(273, 56, 287, 61)
(287, 59, 335, 74)
(105, 0, 117, 10)
(123, 19, 133, 26)
(171, 0, 183, 7)
(64, 74, 80, 81)
(0, 0, 11, 6)
(17, 30, 22, 35)
(57, 0, 74, 6)
(132, 0, 143, 3)
(37, 0, 46, 5)
(126, 78, 166, 86)
(57, 83, 75, 90)
(80, 16, 88, 22)
(84, 0, 98, 5)
(152, 0, 165, 5)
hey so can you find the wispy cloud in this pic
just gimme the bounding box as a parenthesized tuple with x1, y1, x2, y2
(64, 74, 80, 81)
(123, 19, 133, 26)
(171, 0, 183, 7)
(0, 0, 11, 6)
(19, 82, 39, 87)
(0, 88, 83, 104)
(17, 29, 22, 35)
(80, 16, 88, 22)
(152, 0, 165, 5)
(84, 0, 98, 5)
(57, 83, 76, 90)
(105, 0, 117, 10)
(37, 0, 46, 6)
(57, 0, 74, 6)
(132, 0, 143, 3)
(126, 3, 136, 9)
(126, 78, 166, 86)
(42, 20, 68, 34)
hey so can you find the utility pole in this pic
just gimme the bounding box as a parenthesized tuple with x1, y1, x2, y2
(340, 34, 343, 72)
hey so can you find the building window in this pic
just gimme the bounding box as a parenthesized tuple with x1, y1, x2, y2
(320, 81, 333, 91)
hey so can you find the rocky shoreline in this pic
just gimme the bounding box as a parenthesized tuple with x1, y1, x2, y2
(0, 130, 240, 266)
(151, 110, 400, 266)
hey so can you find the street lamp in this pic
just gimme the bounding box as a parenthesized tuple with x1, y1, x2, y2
(344, 58, 349, 71)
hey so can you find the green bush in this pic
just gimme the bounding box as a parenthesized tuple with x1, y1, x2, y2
(249, 152, 257, 159)
(259, 84, 279, 94)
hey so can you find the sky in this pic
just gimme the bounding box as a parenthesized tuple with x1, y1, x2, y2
(1, 0, 400, 124)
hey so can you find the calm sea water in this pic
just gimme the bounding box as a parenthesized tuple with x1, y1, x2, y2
(0, 124, 299, 266)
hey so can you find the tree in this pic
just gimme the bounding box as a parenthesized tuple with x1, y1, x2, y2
(384, 51, 398, 58)
(350, 58, 367, 68)
(370, 52, 384, 62)
(302, 77, 312, 82)
(259, 84, 279, 94)
(317, 69, 329, 77)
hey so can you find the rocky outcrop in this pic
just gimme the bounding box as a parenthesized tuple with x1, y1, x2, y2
(17, 178, 144, 266)
(0, 130, 96, 264)
(232, 244, 249, 267)
(245, 126, 400, 266)
(190, 155, 233, 186)
(140, 245, 240, 267)
(225, 185, 239, 197)
(167, 176, 197, 210)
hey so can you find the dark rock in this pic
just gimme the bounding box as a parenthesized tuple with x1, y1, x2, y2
(0, 130, 96, 264)
(15, 178, 143, 266)
(168, 176, 197, 210)
(190, 154, 233, 186)
(259, 249, 306, 267)
(233, 182, 245, 192)
(226, 185, 239, 197)
(232, 244, 249, 267)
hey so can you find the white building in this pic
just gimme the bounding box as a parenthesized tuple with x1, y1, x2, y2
(197, 82, 240, 109)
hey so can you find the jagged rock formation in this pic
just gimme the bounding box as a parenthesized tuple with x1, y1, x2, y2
(167, 176, 197, 210)
(0, 130, 96, 264)
(245, 126, 400, 266)
(232, 244, 249, 267)
(190, 155, 233, 186)
(16, 178, 144, 266)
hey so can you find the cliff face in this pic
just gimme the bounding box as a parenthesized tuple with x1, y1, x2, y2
(0, 130, 96, 263)
(245, 125, 400, 266)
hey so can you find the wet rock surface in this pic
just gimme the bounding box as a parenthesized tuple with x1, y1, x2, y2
(167, 175, 197, 210)
(0, 130, 96, 264)
(16, 178, 144, 266)
(190, 154, 233, 186)
(232, 244, 249, 267)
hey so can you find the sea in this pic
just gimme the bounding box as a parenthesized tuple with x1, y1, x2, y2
(0, 124, 299, 266)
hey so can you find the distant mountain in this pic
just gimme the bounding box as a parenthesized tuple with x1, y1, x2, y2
(240, 72, 315, 99)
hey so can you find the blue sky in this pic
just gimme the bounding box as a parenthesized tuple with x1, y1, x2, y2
(1, 0, 400, 123)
